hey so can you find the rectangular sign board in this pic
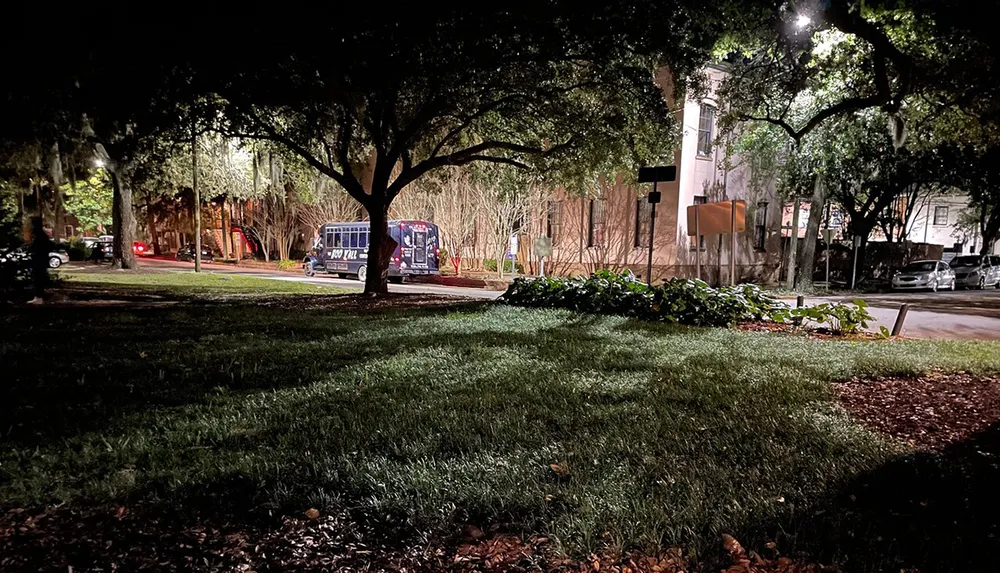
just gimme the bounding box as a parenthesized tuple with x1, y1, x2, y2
(533, 236, 553, 258)
(638, 165, 677, 183)
(686, 200, 746, 236)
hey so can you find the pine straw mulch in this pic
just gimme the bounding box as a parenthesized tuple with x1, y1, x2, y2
(834, 370, 1000, 450)
(1, 504, 833, 573)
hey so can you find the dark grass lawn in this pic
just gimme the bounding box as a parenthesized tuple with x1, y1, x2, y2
(3, 276, 1000, 571)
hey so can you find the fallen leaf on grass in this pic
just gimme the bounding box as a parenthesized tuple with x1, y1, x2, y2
(304, 508, 320, 521)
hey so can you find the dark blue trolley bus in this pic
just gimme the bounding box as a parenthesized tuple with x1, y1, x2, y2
(303, 220, 441, 283)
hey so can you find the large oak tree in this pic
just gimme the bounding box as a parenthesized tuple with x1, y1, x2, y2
(205, 2, 749, 293)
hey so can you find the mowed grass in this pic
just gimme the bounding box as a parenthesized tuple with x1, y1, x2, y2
(3, 286, 1000, 568)
(58, 268, 352, 295)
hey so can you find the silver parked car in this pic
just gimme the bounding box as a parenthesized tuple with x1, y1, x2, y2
(48, 249, 70, 268)
(950, 255, 1000, 289)
(891, 260, 956, 292)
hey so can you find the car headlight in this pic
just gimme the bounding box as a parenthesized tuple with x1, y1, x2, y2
(920, 273, 932, 280)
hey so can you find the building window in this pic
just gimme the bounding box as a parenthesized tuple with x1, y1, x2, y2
(588, 198, 605, 247)
(690, 195, 707, 250)
(64, 225, 74, 237)
(634, 199, 652, 248)
(754, 201, 768, 252)
(933, 205, 949, 226)
(546, 201, 563, 246)
(697, 104, 715, 157)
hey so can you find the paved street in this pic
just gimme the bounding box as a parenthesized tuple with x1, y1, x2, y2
(807, 290, 1000, 340)
(90, 259, 1000, 339)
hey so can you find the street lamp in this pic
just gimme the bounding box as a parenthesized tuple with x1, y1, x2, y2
(795, 14, 812, 29)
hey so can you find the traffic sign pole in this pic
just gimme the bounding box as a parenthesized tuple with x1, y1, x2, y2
(646, 180, 658, 287)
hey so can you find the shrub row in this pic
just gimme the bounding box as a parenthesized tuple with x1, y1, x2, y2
(501, 270, 878, 333)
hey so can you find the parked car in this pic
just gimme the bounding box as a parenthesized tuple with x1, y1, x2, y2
(175, 243, 215, 263)
(48, 249, 70, 268)
(93, 240, 114, 261)
(133, 241, 150, 256)
(891, 260, 956, 292)
(0, 247, 68, 270)
(950, 255, 1000, 289)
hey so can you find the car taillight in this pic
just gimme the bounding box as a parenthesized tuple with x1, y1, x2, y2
(137, 246, 144, 252)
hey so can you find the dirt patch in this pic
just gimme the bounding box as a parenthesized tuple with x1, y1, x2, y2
(736, 321, 887, 341)
(1, 505, 828, 572)
(834, 371, 1000, 450)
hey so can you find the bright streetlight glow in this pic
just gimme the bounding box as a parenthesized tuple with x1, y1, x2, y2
(795, 14, 812, 29)
(94, 158, 105, 168)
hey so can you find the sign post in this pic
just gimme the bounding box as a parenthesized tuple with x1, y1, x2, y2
(533, 237, 553, 277)
(686, 200, 746, 284)
(730, 200, 737, 285)
(637, 166, 676, 287)
(695, 205, 701, 280)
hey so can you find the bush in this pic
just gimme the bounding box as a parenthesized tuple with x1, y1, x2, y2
(502, 270, 786, 327)
(502, 271, 881, 332)
(276, 259, 300, 271)
(65, 237, 91, 261)
(773, 299, 880, 335)
(483, 258, 524, 274)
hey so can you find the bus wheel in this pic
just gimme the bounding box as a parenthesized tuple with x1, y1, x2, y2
(357, 265, 367, 282)
(389, 276, 404, 284)
(304, 262, 315, 277)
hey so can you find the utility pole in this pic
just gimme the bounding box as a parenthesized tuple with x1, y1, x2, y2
(192, 116, 201, 273)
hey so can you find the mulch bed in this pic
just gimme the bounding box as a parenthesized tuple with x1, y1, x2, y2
(834, 370, 1000, 450)
(1, 504, 831, 572)
(735, 322, 887, 341)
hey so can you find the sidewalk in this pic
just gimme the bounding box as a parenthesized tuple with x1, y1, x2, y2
(804, 297, 1000, 340)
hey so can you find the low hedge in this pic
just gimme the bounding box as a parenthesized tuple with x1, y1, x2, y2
(502, 270, 879, 333)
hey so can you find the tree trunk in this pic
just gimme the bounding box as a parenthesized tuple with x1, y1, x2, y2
(364, 200, 393, 294)
(193, 127, 201, 273)
(785, 196, 801, 290)
(796, 176, 827, 290)
(981, 206, 1000, 255)
(147, 200, 161, 256)
(109, 169, 137, 269)
(220, 198, 229, 259)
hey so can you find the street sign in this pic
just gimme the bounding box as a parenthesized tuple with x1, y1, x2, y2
(685, 200, 746, 236)
(638, 165, 677, 183)
(533, 236, 553, 258)
(648, 191, 661, 204)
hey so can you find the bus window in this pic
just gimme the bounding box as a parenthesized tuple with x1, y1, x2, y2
(349, 230, 358, 248)
(359, 231, 368, 248)
(333, 231, 342, 248)
(325, 229, 334, 248)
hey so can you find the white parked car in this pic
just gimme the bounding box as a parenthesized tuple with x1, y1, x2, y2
(950, 255, 1000, 289)
(891, 260, 956, 292)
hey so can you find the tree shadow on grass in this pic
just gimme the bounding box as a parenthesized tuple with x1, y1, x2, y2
(1, 300, 651, 450)
(1, 299, 480, 447)
(747, 422, 1000, 573)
